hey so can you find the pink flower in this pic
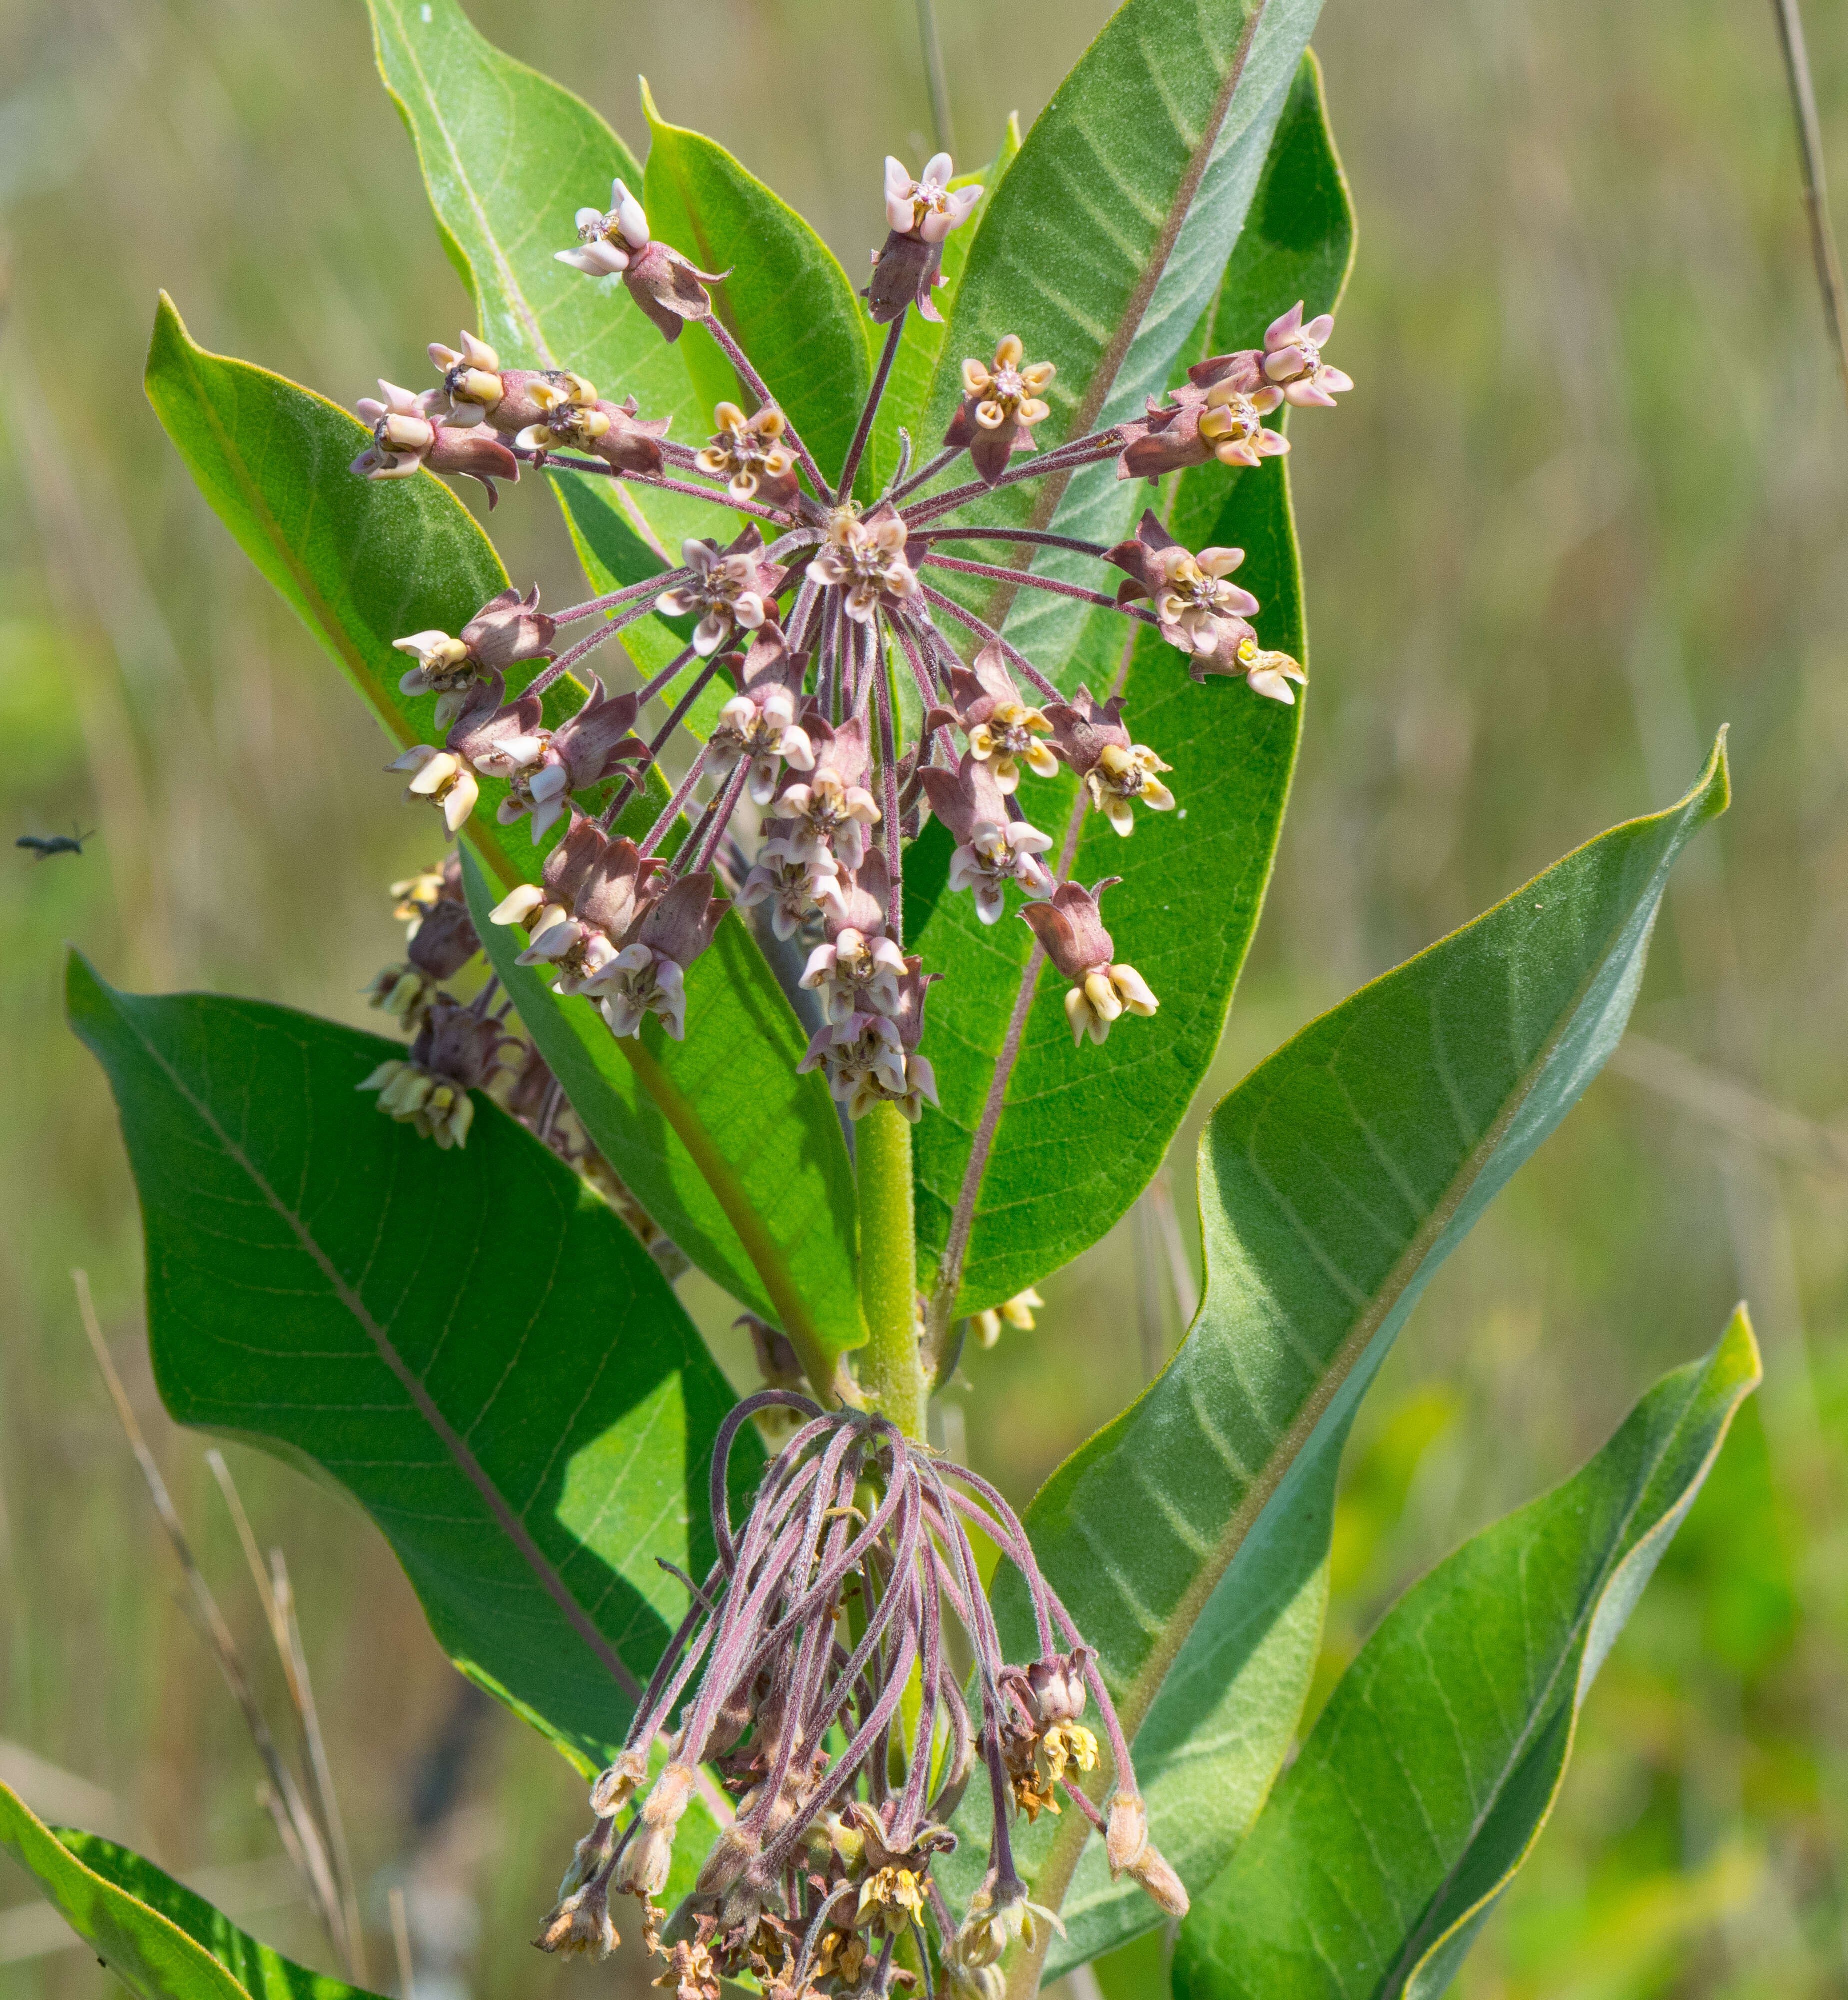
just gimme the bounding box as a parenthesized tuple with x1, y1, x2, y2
(1261, 301, 1354, 408)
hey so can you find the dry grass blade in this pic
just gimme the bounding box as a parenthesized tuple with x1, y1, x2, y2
(1768, 0, 1848, 412)
(72, 1270, 358, 1977)
(1148, 1170, 1200, 1326)
(390, 1885, 416, 2000)
(1612, 1034, 1848, 1177)
(272, 1548, 368, 1979)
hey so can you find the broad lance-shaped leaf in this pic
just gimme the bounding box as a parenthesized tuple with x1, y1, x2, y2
(1174, 1308, 1762, 2000)
(0, 1784, 383, 2000)
(948, 740, 1728, 1978)
(146, 294, 862, 1368)
(640, 82, 874, 494)
(67, 956, 756, 1772)
(367, 0, 712, 630)
(461, 852, 866, 1366)
(916, 0, 1326, 689)
(910, 54, 1353, 1316)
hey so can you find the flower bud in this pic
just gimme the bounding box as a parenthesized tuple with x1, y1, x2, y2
(1104, 1789, 1148, 1876)
(1129, 1842, 1188, 1918)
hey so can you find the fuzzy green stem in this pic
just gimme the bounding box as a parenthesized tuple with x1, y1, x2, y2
(856, 1102, 926, 1438)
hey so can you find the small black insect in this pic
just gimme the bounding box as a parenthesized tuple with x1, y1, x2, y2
(16, 826, 98, 860)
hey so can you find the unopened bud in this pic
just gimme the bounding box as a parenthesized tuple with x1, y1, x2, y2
(1104, 1789, 1148, 1876)
(1129, 1843, 1188, 1918)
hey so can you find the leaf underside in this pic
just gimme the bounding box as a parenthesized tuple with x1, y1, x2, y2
(67, 955, 754, 1772)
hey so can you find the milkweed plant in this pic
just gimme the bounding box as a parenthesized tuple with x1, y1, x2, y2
(10, 1, 1762, 1996)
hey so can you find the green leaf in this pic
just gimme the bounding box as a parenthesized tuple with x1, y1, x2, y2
(0, 1784, 382, 1999)
(952, 740, 1729, 1974)
(366, 0, 715, 617)
(146, 293, 860, 1380)
(66, 955, 752, 1771)
(639, 81, 873, 494)
(910, 54, 1354, 1316)
(916, 0, 1327, 686)
(1172, 1308, 1762, 2000)
(460, 851, 866, 1369)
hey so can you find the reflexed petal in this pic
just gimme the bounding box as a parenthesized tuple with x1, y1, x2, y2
(1264, 301, 1306, 348)
(442, 771, 480, 830)
(1111, 964, 1159, 1016)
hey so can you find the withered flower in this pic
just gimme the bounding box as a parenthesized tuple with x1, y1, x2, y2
(1020, 878, 1159, 1047)
(945, 336, 1056, 485)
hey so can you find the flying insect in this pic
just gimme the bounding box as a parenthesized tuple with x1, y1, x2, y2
(16, 827, 97, 860)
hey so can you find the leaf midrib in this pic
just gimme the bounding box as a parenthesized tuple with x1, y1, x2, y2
(374, 0, 556, 367)
(104, 980, 643, 1702)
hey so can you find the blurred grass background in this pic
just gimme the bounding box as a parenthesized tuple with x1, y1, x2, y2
(0, 0, 1844, 1994)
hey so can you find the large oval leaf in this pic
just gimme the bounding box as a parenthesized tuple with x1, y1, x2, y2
(640, 83, 873, 494)
(144, 295, 862, 1368)
(914, 0, 1326, 688)
(66, 954, 752, 1771)
(1172, 1309, 1762, 2000)
(948, 740, 1728, 1978)
(0, 1784, 380, 2000)
(912, 54, 1352, 1316)
(461, 852, 866, 1371)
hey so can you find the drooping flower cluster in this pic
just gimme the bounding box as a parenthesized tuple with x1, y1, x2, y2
(532, 1398, 1188, 1980)
(348, 156, 1350, 1120)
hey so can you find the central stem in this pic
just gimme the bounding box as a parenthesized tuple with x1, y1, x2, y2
(855, 1102, 926, 1438)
